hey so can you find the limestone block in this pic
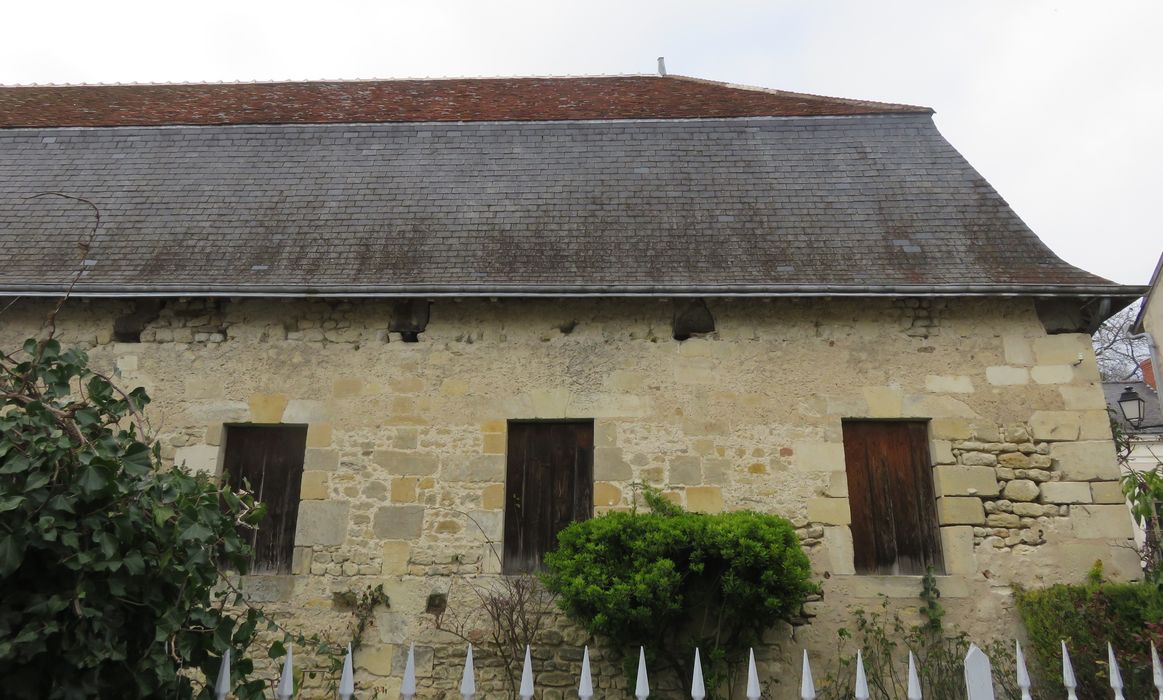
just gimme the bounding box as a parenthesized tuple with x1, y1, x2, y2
(373, 505, 425, 540)
(1091, 481, 1126, 504)
(204, 423, 224, 447)
(1002, 335, 1035, 365)
(998, 452, 1030, 469)
(961, 452, 997, 467)
(904, 395, 978, 419)
(442, 454, 505, 482)
(116, 355, 138, 373)
(986, 366, 1029, 386)
(1029, 411, 1081, 441)
(925, 375, 975, 393)
(440, 377, 469, 396)
(807, 497, 851, 525)
(356, 644, 395, 676)
(468, 510, 503, 540)
(295, 501, 350, 546)
(1040, 482, 1093, 504)
(374, 450, 438, 476)
(174, 444, 219, 476)
(987, 513, 1021, 528)
(824, 471, 849, 498)
(1012, 503, 1044, 517)
(930, 440, 955, 465)
(306, 422, 332, 448)
(933, 465, 999, 497)
(248, 393, 288, 423)
(670, 456, 702, 485)
(792, 441, 846, 472)
(240, 575, 295, 602)
(940, 526, 976, 575)
(481, 483, 505, 510)
(930, 418, 972, 440)
(937, 497, 985, 525)
(381, 541, 411, 575)
(1033, 334, 1088, 365)
(391, 644, 435, 678)
(1003, 479, 1040, 502)
(332, 377, 363, 398)
(1051, 441, 1119, 481)
(1070, 505, 1133, 539)
(304, 448, 339, 471)
(829, 575, 971, 599)
(284, 399, 328, 423)
(291, 546, 312, 575)
(1031, 365, 1073, 384)
(823, 526, 855, 575)
(594, 447, 632, 480)
(482, 433, 506, 455)
(299, 471, 329, 500)
(390, 478, 417, 503)
(863, 386, 903, 417)
(1078, 410, 1113, 441)
(594, 482, 622, 506)
(1059, 385, 1109, 411)
(687, 486, 723, 514)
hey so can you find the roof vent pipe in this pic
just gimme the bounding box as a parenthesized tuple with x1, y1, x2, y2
(657, 57, 667, 76)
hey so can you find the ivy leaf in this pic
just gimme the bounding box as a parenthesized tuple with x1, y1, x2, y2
(0, 534, 25, 576)
(76, 464, 108, 495)
(0, 495, 26, 513)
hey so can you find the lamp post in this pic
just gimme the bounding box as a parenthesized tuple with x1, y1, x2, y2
(1119, 386, 1148, 429)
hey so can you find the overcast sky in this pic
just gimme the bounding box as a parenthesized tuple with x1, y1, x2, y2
(3, 0, 1159, 285)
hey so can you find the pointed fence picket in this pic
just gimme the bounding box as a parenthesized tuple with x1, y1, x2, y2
(208, 634, 1163, 698)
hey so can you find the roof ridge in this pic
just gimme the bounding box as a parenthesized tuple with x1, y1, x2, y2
(0, 73, 662, 89)
(665, 74, 933, 114)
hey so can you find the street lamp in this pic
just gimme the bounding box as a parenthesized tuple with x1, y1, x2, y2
(1119, 386, 1147, 429)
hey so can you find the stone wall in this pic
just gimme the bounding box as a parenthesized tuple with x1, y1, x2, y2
(0, 296, 1138, 698)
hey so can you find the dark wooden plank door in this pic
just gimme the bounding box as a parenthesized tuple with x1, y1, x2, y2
(503, 421, 594, 574)
(222, 424, 309, 573)
(842, 420, 944, 575)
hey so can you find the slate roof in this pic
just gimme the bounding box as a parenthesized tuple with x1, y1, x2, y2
(0, 76, 930, 127)
(0, 77, 1138, 298)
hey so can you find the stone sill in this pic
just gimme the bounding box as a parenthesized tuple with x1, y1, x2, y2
(825, 574, 971, 599)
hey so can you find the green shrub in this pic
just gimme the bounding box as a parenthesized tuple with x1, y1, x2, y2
(0, 339, 269, 699)
(542, 488, 817, 698)
(1016, 563, 1163, 699)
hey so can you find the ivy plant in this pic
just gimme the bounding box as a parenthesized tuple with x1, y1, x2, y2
(542, 487, 818, 698)
(0, 339, 269, 699)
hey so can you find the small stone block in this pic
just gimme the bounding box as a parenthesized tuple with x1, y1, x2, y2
(1070, 504, 1133, 539)
(373, 505, 425, 540)
(934, 465, 999, 497)
(937, 497, 985, 525)
(1039, 481, 1093, 504)
(823, 526, 855, 575)
(381, 541, 411, 575)
(940, 526, 976, 575)
(1090, 481, 1126, 504)
(482, 433, 506, 455)
(792, 441, 846, 471)
(807, 497, 851, 525)
(594, 482, 622, 506)
(481, 483, 505, 510)
(299, 470, 329, 500)
(1051, 441, 1119, 481)
(247, 393, 289, 423)
(373, 450, 438, 475)
(986, 366, 1029, 386)
(686, 486, 724, 514)
(305, 422, 333, 447)
(295, 501, 350, 546)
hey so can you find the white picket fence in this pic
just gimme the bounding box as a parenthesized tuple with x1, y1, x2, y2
(215, 638, 1163, 699)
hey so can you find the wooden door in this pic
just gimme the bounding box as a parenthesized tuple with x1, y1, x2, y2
(842, 420, 944, 575)
(222, 424, 309, 573)
(503, 421, 594, 574)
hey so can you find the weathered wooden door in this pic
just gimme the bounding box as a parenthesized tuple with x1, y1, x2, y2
(842, 420, 944, 575)
(503, 421, 594, 574)
(222, 424, 308, 573)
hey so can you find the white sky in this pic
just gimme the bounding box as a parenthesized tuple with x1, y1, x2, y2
(3, 0, 1160, 285)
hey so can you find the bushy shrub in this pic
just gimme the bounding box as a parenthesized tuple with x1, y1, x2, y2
(542, 488, 817, 698)
(0, 339, 268, 699)
(1016, 563, 1163, 699)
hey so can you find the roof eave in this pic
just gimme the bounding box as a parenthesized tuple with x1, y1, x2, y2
(0, 283, 1146, 299)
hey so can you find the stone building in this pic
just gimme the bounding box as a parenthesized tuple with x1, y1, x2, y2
(0, 76, 1147, 697)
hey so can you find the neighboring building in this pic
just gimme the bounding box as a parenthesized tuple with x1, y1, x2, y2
(1134, 253, 1163, 419)
(0, 76, 1147, 697)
